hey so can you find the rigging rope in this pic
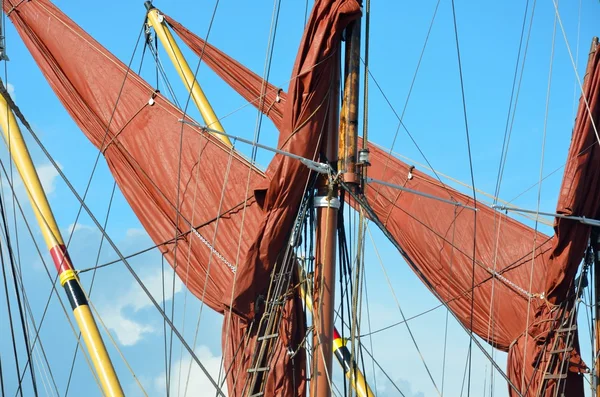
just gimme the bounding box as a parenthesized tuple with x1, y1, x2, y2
(0, 167, 38, 396)
(0, 79, 228, 397)
(521, 4, 558, 392)
(0, 158, 104, 394)
(340, 179, 524, 396)
(366, 225, 442, 396)
(372, 0, 446, 203)
(550, 0, 600, 149)
(493, 0, 536, 205)
(450, 2, 478, 395)
(64, 181, 117, 395)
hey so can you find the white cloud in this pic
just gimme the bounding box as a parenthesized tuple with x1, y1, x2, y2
(36, 162, 61, 195)
(125, 266, 183, 312)
(125, 228, 147, 239)
(1, 162, 62, 200)
(100, 305, 154, 346)
(153, 345, 227, 396)
(99, 266, 183, 346)
(66, 222, 96, 235)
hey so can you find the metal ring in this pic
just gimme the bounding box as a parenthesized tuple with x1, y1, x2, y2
(314, 196, 340, 209)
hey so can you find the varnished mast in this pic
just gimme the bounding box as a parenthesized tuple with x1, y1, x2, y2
(311, 9, 363, 397)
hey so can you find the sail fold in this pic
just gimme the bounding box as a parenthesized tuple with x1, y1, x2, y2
(166, 18, 592, 395)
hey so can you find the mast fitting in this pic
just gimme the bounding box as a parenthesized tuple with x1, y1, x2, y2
(314, 196, 341, 209)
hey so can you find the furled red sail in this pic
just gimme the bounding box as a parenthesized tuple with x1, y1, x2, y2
(166, 14, 592, 396)
(224, 1, 359, 395)
(507, 40, 600, 397)
(226, 0, 360, 319)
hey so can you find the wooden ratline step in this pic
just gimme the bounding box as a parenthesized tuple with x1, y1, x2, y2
(247, 366, 270, 373)
(249, 393, 264, 397)
(543, 373, 568, 380)
(549, 347, 574, 354)
(556, 325, 577, 333)
(257, 333, 279, 341)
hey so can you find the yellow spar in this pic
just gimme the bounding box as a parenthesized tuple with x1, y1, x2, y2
(0, 83, 124, 397)
(145, 2, 232, 148)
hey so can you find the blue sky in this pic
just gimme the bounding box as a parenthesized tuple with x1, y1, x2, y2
(0, 0, 599, 396)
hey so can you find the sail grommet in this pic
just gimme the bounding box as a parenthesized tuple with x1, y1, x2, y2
(407, 165, 415, 180)
(314, 196, 340, 209)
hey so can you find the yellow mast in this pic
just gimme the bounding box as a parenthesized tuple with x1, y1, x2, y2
(144, 2, 232, 148)
(0, 86, 124, 397)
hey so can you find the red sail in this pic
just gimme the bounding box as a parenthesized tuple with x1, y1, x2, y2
(166, 19, 592, 394)
(4, 1, 267, 313)
(227, 0, 360, 318)
(164, 15, 287, 132)
(223, 1, 359, 395)
(508, 42, 600, 397)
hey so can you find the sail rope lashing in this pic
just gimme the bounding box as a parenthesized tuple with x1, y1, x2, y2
(0, 159, 103, 394)
(366, 225, 442, 396)
(551, 0, 600, 149)
(340, 179, 525, 396)
(189, 227, 236, 274)
(0, 80, 228, 397)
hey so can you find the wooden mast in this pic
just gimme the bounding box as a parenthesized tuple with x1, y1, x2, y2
(311, 10, 362, 397)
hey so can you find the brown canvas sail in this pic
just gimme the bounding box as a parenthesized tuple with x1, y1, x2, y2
(3, 0, 267, 313)
(3, 1, 303, 396)
(507, 41, 600, 397)
(166, 14, 593, 396)
(8, 0, 595, 395)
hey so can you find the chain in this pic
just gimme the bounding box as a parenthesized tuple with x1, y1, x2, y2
(191, 227, 236, 273)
